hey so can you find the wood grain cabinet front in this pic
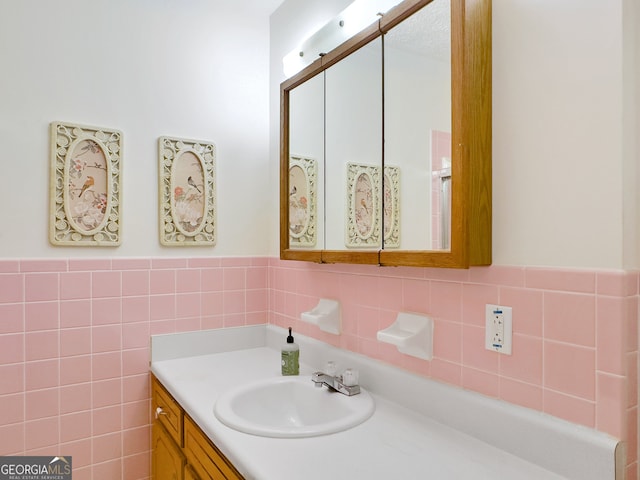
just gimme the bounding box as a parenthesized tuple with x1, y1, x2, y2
(184, 465, 201, 480)
(152, 420, 185, 480)
(152, 376, 184, 446)
(184, 415, 243, 480)
(151, 374, 245, 480)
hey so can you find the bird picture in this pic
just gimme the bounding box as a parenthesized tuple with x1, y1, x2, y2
(79, 176, 94, 197)
(188, 176, 201, 193)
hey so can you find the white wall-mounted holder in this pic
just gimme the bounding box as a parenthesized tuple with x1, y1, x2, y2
(377, 312, 433, 360)
(301, 299, 341, 335)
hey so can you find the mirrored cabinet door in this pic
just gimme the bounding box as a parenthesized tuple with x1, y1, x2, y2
(383, 0, 452, 251)
(325, 37, 383, 252)
(289, 72, 325, 251)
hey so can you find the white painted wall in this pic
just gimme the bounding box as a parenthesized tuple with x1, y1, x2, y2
(270, 0, 640, 269)
(0, 0, 279, 258)
(626, 0, 640, 269)
(491, 0, 631, 269)
(2, 0, 636, 268)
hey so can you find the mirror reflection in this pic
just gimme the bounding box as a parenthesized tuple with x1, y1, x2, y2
(289, 73, 324, 249)
(383, 0, 451, 250)
(283, 0, 491, 267)
(325, 38, 382, 250)
(287, 0, 454, 254)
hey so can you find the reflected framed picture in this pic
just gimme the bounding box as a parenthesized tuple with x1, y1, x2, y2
(158, 136, 216, 246)
(346, 163, 381, 247)
(49, 121, 123, 246)
(383, 165, 400, 248)
(345, 163, 400, 248)
(289, 155, 317, 247)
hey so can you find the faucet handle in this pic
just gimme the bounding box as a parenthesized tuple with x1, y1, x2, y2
(325, 361, 337, 376)
(342, 368, 359, 387)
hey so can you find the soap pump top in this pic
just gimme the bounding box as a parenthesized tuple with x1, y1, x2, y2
(287, 327, 294, 344)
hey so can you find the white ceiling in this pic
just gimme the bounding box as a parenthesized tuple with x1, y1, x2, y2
(242, 0, 285, 16)
(385, 0, 450, 61)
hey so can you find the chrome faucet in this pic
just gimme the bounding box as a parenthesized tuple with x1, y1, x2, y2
(311, 363, 360, 396)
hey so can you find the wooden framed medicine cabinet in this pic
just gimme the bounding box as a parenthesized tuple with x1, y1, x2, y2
(280, 0, 491, 268)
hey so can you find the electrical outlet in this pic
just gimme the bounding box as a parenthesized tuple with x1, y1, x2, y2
(485, 304, 512, 355)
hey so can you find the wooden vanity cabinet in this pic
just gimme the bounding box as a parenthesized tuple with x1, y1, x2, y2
(184, 465, 200, 480)
(152, 421, 185, 480)
(184, 416, 244, 480)
(151, 374, 244, 480)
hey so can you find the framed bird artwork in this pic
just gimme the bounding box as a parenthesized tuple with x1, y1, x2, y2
(288, 155, 317, 248)
(345, 162, 400, 249)
(49, 121, 123, 246)
(158, 136, 216, 246)
(382, 165, 400, 249)
(345, 162, 381, 248)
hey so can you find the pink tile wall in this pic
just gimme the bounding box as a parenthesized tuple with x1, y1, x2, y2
(0, 257, 269, 480)
(0, 256, 637, 479)
(269, 259, 639, 479)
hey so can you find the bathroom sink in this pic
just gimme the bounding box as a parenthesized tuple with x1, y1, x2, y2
(213, 376, 375, 438)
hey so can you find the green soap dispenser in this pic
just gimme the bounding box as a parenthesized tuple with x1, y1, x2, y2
(281, 327, 299, 376)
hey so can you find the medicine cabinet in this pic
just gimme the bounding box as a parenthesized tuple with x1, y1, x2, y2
(280, 0, 491, 268)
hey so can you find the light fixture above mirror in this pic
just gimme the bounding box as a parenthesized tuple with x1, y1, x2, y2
(282, 0, 403, 77)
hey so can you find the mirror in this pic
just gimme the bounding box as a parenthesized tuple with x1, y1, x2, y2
(383, 0, 451, 251)
(289, 73, 324, 250)
(325, 38, 383, 251)
(281, 0, 491, 268)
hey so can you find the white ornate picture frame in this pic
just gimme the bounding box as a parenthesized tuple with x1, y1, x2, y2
(289, 155, 317, 247)
(346, 163, 381, 247)
(49, 121, 122, 246)
(383, 165, 400, 248)
(345, 163, 400, 248)
(158, 136, 216, 246)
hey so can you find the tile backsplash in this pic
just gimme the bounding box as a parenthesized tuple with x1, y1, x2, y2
(270, 259, 639, 480)
(0, 257, 268, 480)
(0, 257, 637, 479)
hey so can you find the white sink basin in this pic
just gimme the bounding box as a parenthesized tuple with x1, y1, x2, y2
(213, 376, 375, 438)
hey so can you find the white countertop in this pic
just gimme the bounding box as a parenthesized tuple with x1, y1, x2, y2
(150, 325, 621, 480)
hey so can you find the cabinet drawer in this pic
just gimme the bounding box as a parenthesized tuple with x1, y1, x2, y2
(152, 375, 184, 447)
(184, 416, 243, 480)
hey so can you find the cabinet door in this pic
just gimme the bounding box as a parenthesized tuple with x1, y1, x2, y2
(184, 465, 200, 480)
(152, 421, 185, 480)
(184, 416, 244, 480)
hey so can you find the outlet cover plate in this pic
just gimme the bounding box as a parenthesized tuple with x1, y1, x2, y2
(485, 304, 512, 355)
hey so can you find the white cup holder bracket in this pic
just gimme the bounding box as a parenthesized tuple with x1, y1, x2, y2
(377, 312, 433, 360)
